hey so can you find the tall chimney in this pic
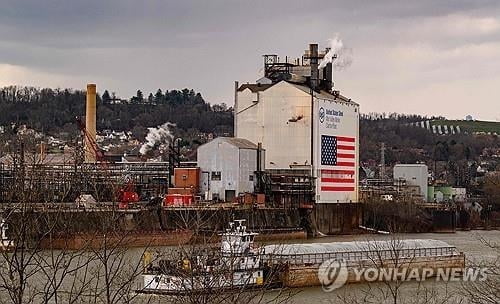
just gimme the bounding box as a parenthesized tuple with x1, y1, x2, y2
(85, 83, 97, 162)
(309, 44, 319, 91)
(234, 81, 239, 137)
(324, 62, 333, 92)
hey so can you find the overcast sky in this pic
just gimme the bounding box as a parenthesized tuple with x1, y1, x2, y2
(1, 0, 499, 121)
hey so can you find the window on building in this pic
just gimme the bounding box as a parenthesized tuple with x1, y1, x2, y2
(211, 171, 221, 181)
(249, 175, 254, 181)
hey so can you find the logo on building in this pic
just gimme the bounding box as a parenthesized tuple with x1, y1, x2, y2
(318, 259, 348, 292)
(319, 107, 325, 123)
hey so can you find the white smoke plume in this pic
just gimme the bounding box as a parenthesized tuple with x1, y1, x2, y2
(139, 122, 175, 155)
(319, 35, 353, 71)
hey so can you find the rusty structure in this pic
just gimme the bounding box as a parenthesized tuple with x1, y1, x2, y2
(0, 160, 169, 204)
(261, 169, 314, 210)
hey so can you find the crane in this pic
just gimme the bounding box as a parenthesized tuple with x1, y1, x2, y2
(75, 117, 139, 209)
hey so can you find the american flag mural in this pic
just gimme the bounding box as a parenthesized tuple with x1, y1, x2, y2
(320, 135, 356, 192)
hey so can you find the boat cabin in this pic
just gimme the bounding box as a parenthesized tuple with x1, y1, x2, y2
(220, 219, 259, 256)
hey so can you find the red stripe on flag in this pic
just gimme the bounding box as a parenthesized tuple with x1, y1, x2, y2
(337, 153, 355, 159)
(337, 136, 355, 143)
(321, 186, 355, 192)
(336, 162, 355, 167)
(337, 145, 355, 151)
(321, 178, 355, 183)
(321, 169, 355, 175)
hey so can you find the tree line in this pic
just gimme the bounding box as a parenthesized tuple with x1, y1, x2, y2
(360, 114, 500, 165)
(0, 86, 233, 140)
(1, 85, 499, 166)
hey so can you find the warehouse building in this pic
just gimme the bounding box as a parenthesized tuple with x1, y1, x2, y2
(197, 137, 265, 201)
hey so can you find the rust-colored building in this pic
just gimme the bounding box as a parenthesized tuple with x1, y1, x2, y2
(173, 167, 200, 190)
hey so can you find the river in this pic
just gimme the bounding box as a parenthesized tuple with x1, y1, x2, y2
(4, 229, 496, 303)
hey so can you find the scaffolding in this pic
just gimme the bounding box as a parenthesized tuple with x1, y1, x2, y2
(262, 169, 314, 210)
(0, 162, 169, 204)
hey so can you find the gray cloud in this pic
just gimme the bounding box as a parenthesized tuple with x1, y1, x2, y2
(0, 0, 499, 120)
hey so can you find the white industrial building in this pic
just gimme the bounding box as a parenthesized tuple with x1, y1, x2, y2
(197, 137, 264, 201)
(234, 45, 359, 204)
(393, 164, 429, 201)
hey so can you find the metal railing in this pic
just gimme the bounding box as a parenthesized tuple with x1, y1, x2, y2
(262, 246, 458, 266)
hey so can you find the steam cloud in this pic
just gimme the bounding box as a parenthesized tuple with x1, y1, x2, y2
(319, 35, 353, 71)
(139, 122, 175, 155)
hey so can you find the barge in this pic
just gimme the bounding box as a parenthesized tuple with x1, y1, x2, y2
(138, 220, 465, 294)
(263, 239, 465, 287)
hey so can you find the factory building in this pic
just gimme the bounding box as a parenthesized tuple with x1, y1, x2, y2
(393, 164, 429, 201)
(197, 137, 265, 201)
(234, 44, 359, 204)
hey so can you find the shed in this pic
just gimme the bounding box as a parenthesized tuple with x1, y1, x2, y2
(197, 137, 265, 201)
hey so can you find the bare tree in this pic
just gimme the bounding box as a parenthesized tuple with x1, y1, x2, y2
(78, 210, 156, 304)
(461, 236, 499, 304)
(139, 213, 297, 304)
(0, 140, 157, 304)
(334, 231, 460, 304)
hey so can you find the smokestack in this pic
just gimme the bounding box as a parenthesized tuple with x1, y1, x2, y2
(85, 83, 97, 163)
(309, 44, 319, 91)
(234, 81, 239, 137)
(323, 62, 333, 92)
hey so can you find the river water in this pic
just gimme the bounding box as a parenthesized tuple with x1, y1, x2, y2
(10, 230, 495, 303)
(282, 230, 500, 304)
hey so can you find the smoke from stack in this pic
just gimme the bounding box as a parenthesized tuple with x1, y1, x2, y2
(139, 122, 175, 155)
(319, 35, 353, 70)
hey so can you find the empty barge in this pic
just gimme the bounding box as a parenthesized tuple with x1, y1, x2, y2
(263, 239, 465, 287)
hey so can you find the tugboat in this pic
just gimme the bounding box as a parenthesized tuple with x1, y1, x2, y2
(0, 218, 14, 252)
(139, 220, 265, 294)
